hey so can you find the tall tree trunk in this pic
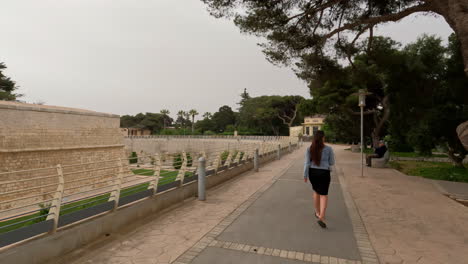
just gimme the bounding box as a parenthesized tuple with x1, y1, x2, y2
(447, 144, 466, 168)
(429, 0, 468, 76)
(192, 117, 195, 133)
(371, 96, 391, 148)
(457, 121, 468, 150)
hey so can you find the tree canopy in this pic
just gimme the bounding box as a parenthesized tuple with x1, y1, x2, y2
(202, 0, 468, 76)
(0, 62, 21, 101)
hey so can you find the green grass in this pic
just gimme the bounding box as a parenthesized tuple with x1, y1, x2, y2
(0, 169, 193, 234)
(390, 161, 468, 183)
(345, 148, 448, 158)
(391, 152, 447, 158)
(0, 211, 44, 234)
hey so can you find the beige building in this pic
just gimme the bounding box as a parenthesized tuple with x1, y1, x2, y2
(302, 115, 326, 136)
(121, 128, 152, 136)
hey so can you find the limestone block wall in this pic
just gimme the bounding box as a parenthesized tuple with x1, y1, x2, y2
(0, 101, 125, 210)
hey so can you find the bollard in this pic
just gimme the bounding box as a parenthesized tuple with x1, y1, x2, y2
(277, 144, 281, 160)
(288, 142, 292, 153)
(254, 148, 259, 172)
(198, 157, 206, 201)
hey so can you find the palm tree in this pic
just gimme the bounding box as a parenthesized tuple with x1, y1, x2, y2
(189, 109, 199, 133)
(183, 111, 191, 134)
(177, 110, 185, 129)
(203, 112, 212, 119)
(160, 109, 170, 130)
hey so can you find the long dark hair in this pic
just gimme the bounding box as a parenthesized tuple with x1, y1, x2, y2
(310, 130, 325, 166)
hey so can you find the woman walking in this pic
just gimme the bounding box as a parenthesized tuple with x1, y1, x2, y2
(304, 130, 335, 228)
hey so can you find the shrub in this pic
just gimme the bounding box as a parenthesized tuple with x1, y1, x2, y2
(129, 152, 138, 164)
(173, 153, 193, 169)
(221, 150, 229, 165)
(34, 203, 50, 223)
(173, 154, 182, 169)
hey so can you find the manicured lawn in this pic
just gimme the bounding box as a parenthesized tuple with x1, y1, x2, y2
(0, 169, 193, 234)
(391, 152, 447, 158)
(345, 148, 447, 158)
(390, 161, 468, 183)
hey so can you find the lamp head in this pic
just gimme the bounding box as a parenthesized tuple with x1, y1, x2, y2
(358, 89, 367, 107)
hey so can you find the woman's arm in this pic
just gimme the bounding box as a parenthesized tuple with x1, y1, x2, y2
(329, 147, 335, 167)
(304, 148, 310, 179)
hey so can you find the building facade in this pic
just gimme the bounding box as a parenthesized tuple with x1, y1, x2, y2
(302, 115, 326, 136)
(121, 128, 152, 136)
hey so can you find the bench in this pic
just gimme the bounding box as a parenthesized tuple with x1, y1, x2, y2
(371, 150, 390, 168)
(351, 144, 361, 153)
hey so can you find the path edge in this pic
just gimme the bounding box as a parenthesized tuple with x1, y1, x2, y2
(335, 165, 380, 264)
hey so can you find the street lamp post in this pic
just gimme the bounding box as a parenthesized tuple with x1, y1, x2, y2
(358, 89, 367, 177)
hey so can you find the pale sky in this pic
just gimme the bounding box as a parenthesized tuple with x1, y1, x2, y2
(0, 0, 453, 119)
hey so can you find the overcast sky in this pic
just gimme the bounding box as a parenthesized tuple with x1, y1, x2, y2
(0, 0, 453, 118)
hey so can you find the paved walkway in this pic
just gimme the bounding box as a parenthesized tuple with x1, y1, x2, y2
(56, 145, 374, 264)
(334, 145, 468, 264)
(177, 146, 374, 264)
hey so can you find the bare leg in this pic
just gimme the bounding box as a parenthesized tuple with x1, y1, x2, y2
(319, 195, 328, 221)
(313, 192, 320, 216)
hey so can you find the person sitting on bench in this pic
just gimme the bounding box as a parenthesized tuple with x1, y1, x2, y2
(366, 140, 387, 166)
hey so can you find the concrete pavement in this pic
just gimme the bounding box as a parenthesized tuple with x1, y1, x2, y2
(57, 145, 376, 264)
(174, 146, 375, 264)
(335, 145, 468, 264)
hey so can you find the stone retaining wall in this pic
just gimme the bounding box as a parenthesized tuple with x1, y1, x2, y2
(0, 101, 124, 210)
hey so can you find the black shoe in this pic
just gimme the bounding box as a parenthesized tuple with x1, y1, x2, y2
(317, 220, 327, 228)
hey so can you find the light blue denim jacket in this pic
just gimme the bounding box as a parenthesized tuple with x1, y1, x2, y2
(304, 145, 335, 178)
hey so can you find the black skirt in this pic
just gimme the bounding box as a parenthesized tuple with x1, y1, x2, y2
(308, 168, 331, 195)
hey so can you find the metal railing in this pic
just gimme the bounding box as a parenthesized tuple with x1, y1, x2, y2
(0, 137, 299, 247)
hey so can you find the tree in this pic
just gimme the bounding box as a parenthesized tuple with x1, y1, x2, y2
(120, 115, 138, 128)
(382, 34, 467, 166)
(203, 112, 212, 119)
(120, 112, 166, 134)
(176, 110, 186, 129)
(189, 109, 199, 133)
(274, 95, 304, 129)
(0, 62, 21, 101)
(212, 105, 237, 133)
(160, 109, 171, 130)
(140, 113, 164, 133)
(202, 1, 468, 77)
(183, 111, 192, 133)
(238, 88, 251, 108)
(238, 96, 294, 136)
(196, 112, 216, 133)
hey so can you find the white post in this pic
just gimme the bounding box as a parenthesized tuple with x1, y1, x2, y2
(47, 164, 65, 233)
(254, 148, 259, 172)
(214, 151, 221, 174)
(149, 153, 161, 194)
(277, 144, 281, 160)
(359, 89, 366, 178)
(198, 157, 206, 201)
(177, 151, 188, 186)
(109, 159, 124, 211)
(225, 150, 233, 167)
(233, 150, 241, 164)
(241, 149, 248, 162)
(361, 106, 364, 177)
